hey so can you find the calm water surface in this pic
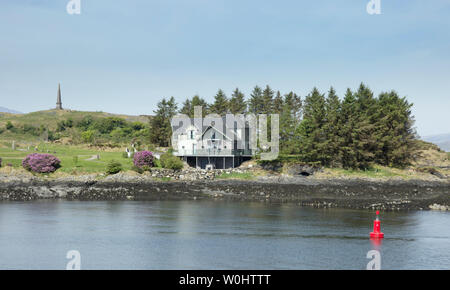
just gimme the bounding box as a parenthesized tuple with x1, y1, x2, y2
(0, 200, 449, 269)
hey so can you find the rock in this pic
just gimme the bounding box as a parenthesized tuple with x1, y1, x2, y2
(285, 164, 318, 176)
(429, 204, 449, 211)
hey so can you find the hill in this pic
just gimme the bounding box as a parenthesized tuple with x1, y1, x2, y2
(0, 107, 22, 114)
(0, 109, 152, 145)
(422, 133, 450, 152)
(0, 109, 148, 130)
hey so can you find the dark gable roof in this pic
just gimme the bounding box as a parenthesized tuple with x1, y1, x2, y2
(173, 116, 249, 139)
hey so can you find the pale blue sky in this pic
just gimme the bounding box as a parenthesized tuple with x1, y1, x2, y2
(0, 0, 449, 136)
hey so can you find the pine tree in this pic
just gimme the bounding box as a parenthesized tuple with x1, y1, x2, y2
(352, 83, 379, 169)
(279, 100, 298, 154)
(229, 88, 247, 114)
(273, 91, 284, 114)
(375, 91, 416, 167)
(248, 86, 264, 114)
(322, 87, 341, 166)
(279, 92, 302, 154)
(262, 85, 274, 114)
(209, 89, 229, 115)
(339, 88, 358, 169)
(179, 98, 192, 116)
(284, 91, 302, 122)
(149, 97, 178, 147)
(297, 87, 327, 163)
(179, 95, 208, 117)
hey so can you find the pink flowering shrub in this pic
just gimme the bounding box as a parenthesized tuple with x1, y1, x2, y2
(133, 151, 154, 169)
(22, 153, 61, 173)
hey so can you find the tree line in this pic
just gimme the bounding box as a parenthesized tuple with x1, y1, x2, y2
(149, 83, 417, 169)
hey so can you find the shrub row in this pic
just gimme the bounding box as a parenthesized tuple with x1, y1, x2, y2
(16, 151, 183, 174)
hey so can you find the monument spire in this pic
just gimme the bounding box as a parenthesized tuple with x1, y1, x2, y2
(56, 83, 62, 110)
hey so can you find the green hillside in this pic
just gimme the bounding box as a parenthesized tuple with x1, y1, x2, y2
(0, 109, 152, 146)
(0, 109, 149, 130)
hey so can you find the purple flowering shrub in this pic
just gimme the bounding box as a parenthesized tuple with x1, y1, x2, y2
(133, 151, 154, 169)
(22, 153, 61, 173)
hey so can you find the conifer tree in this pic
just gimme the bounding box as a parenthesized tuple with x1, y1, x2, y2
(149, 97, 178, 147)
(179, 95, 208, 117)
(322, 87, 341, 166)
(375, 91, 416, 167)
(179, 99, 192, 116)
(339, 88, 358, 168)
(273, 91, 284, 114)
(248, 86, 264, 114)
(261, 85, 274, 114)
(279, 100, 298, 154)
(352, 83, 379, 168)
(284, 92, 302, 122)
(229, 88, 247, 114)
(209, 89, 229, 116)
(297, 87, 327, 163)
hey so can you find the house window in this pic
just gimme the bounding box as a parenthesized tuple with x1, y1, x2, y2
(190, 130, 194, 140)
(212, 132, 216, 140)
(224, 146, 227, 149)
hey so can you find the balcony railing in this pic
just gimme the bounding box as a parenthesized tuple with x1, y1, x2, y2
(174, 148, 253, 156)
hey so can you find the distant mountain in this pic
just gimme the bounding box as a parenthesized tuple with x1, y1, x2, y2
(0, 107, 22, 114)
(422, 133, 450, 152)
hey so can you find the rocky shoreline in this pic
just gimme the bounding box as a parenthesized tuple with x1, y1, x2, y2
(0, 172, 449, 211)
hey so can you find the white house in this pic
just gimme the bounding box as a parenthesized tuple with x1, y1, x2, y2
(172, 117, 254, 169)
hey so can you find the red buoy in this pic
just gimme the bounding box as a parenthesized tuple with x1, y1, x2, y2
(370, 210, 384, 239)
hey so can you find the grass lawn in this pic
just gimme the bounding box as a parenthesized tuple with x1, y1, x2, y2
(216, 171, 255, 180)
(0, 143, 134, 174)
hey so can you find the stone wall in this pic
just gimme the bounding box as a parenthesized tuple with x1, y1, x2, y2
(139, 167, 251, 181)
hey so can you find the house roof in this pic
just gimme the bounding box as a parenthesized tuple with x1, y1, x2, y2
(201, 125, 232, 141)
(173, 116, 249, 140)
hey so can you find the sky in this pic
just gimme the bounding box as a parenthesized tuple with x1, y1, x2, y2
(0, 0, 449, 137)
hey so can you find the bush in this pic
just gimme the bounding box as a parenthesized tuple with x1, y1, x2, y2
(0, 157, 2, 168)
(6, 121, 13, 130)
(153, 158, 162, 168)
(106, 160, 122, 175)
(92, 117, 127, 134)
(22, 153, 61, 173)
(131, 165, 144, 174)
(81, 130, 97, 143)
(133, 151, 154, 169)
(160, 153, 183, 170)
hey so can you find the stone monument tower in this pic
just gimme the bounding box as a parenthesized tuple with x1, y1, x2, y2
(56, 83, 63, 110)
